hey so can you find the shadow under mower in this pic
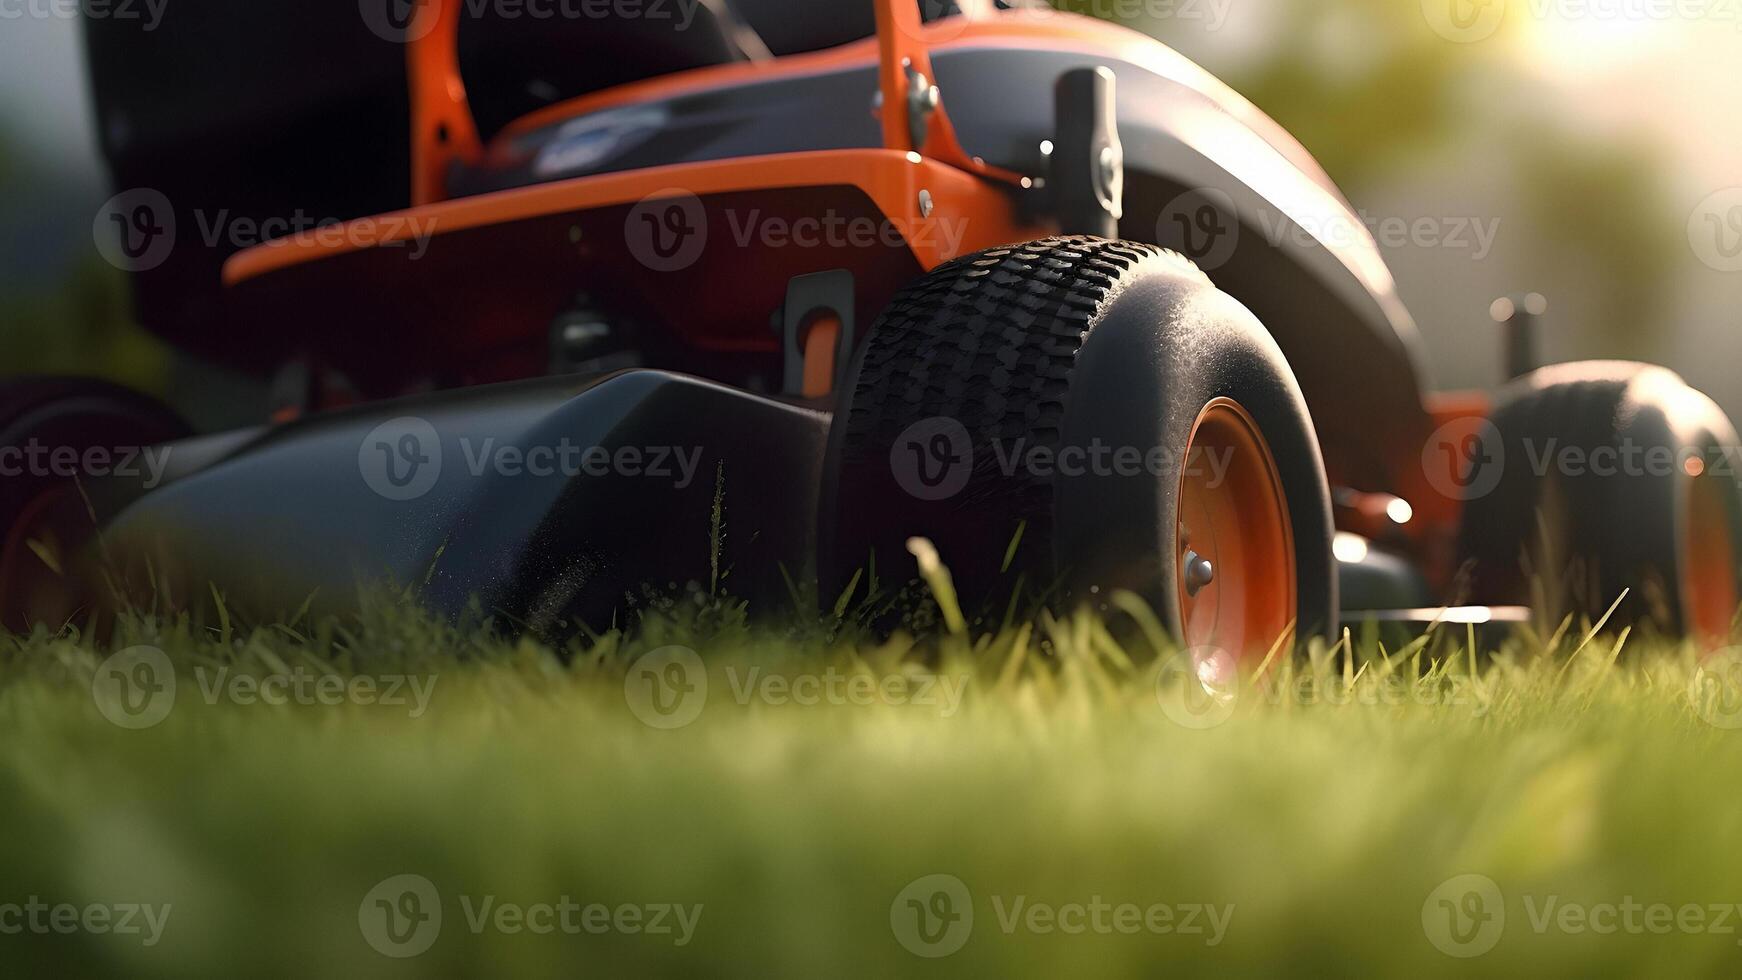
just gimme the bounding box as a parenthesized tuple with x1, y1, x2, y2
(11, 0, 1738, 660)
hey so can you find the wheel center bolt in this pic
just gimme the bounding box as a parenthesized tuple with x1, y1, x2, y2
(1184, 550, 1215, 596)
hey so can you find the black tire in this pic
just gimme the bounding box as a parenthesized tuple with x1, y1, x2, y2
(819, 236, 1335, 643)
(0, 378, 188, 630)
(1456, 361, 1742, 637)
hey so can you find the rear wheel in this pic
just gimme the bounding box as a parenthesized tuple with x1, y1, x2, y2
(1456, 361, 1742, 644)
(820, 237, 1334, 659)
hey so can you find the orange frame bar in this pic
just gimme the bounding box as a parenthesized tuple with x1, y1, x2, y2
(224, 148, 1047, 286)
(407, 0, 481, 205)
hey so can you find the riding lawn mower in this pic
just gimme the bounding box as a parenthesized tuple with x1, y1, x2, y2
(7, 0, 1738, 662)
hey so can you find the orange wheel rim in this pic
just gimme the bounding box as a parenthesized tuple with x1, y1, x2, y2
(1176, 397, 1297, 664)
(1683, 467, 1739, 645)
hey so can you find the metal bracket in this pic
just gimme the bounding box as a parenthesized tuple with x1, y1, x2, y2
(870, 0, 1026, 187)
(903, 60, 940, 152)
(781, 270, 856, 398)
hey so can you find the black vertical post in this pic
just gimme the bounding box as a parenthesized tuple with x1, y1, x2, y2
(1493, 293, 1546, 380)
(1052, 67, 1123, 239)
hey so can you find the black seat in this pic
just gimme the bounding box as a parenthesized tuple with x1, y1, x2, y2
(459, 3, 758, 140)
(730, 0, 962, 57)
(85, 0, 756, 350)
(461, 0, 968, 136)
(82, 0, 959, 353)
(731, 0, 877, 55)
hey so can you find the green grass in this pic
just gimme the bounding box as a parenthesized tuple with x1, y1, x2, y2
(4, 577, 1742, 978)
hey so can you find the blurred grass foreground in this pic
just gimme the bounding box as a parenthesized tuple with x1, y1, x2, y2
(4, 576, 1742, 978)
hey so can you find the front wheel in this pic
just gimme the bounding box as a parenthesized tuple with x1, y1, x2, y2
(819, 237, 1335, 661)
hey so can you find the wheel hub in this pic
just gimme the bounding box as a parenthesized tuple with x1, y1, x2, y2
(1175, 397, 1297, 664)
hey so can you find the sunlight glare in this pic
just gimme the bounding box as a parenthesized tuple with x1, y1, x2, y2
(1516, 2, 1676, 77)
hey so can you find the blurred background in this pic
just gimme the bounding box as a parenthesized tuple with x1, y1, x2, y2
(0, 0, 1739, 428)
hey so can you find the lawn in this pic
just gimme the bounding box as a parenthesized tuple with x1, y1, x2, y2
(3, 572, 1742, 978)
